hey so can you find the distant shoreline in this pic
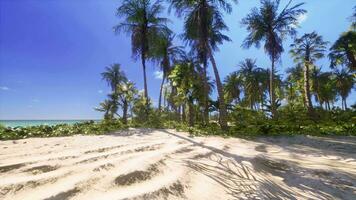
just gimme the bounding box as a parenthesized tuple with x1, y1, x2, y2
(0, 120, 101, 127)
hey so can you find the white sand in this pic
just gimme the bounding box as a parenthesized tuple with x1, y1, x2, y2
(0, 129, 355, 200)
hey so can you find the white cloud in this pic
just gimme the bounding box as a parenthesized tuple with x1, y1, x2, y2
(297, 13, 308, 24)
(32, 99, 40, 103)
(98, 90, 104, 94)
(290, 13, 307, 28)
(0, 86, 9, 91)
(154, 71, 163, 80)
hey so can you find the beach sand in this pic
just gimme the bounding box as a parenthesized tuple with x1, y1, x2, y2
(0, 129, 355, 200)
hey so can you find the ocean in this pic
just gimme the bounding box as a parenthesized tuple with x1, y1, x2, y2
(0, 120, 101, 127)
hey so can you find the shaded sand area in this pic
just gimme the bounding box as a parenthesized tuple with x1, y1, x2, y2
(0, 129, 355, 200)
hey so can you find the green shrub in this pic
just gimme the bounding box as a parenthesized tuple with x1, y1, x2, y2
(0, 120, 126, 140)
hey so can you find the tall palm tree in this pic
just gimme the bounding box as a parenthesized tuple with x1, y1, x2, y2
(114, 0, 168, 109)
(238, 59, 263, 110)
(101, 64, 127, 93)
(169, 58, 204, 126)
(334, 69, 354, 110)
(290, 32, 328, 115)
(224, 72, 242, 106)
(169, 0, 236, 129)
(329, 31, 356, 71)
(241, 0, 306, 118)
(151, 30, 184, 111)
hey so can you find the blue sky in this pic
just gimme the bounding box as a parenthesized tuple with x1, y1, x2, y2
(0, 0, 355, 120)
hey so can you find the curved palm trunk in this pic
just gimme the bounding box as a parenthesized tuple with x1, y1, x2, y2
(208, 49, 228, 130)
(158, 76, 165, 111)
(304, 62, 314, 116)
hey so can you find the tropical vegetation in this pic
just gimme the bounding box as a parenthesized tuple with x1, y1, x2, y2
(1, 0, 355, 140)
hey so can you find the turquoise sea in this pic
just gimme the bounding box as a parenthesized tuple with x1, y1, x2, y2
(0, 120, 101, 127)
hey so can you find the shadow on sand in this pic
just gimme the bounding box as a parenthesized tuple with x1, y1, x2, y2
(162, 130, 355, 200)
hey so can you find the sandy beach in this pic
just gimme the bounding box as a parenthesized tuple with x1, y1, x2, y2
(0, 129, 355, 200)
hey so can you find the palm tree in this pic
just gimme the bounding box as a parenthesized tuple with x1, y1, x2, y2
(169, 57, 206, 126)
(334, 69, 354, 110)
(285, 64, 304, 107)
(238, 59, 263, 110)
(311, 70, 337, 110)
(241, 0, 306, 118)
(224, 72, 242, 106)
(329, 31, 356, 71)
(95, 100, 115, 120)
(169, 0, 236, 129)
(151, 30, 184, 111)
(101, 64, 127, 93)
(114, 0, 168, 109)
(351, 6, 356, 30)
(290, 32, 328, 115)
(117, 81, 137, 124)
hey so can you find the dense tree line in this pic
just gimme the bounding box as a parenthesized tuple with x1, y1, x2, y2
(96, 0, 355, 132)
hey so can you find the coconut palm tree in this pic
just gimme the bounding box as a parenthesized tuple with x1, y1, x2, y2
(95, 100, 115, 120)
(169, 0, 236, 129)
(151, 30, 185, 111)
(329, 31, 356, 71)
(224, 72, 242, 106)
(169, 58, 204, 126)
(114, 0, 168, 109)
(285, 64, 304, 107)
(238, 59, 263, 110)
(290, 32, 328, 115)
(311, 70, 337, 110)
(101, 64, 127, 93)
(334, 69, 355, 110)
(241, 0, 306, 118)
(117, 81, 138, 124)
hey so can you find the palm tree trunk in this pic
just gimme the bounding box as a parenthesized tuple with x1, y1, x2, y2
(343, 97, 347, 110)
(163, 88, 167, 110)
(182, 104, 186, 122)
(141, 54, 149, 111)
(158, 76, 165, 111)
(270, 56, 277, 118)
(188, 99, 195, 127)
(177, 105, 181, 122)
(122, 100, 128, 124)
(304, 62, 314, 116)
(208, 49, 228, 130)
(202, 62, 210, 125)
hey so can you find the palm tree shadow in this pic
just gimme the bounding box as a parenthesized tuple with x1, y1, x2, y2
(259, 136, 356, 159)
(162, 130, 355, 199)
(161, 130, 296, 199)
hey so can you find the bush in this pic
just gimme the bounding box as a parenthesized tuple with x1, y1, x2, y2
(0, 120, 125, 140)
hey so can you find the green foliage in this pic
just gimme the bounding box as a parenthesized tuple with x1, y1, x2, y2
(226, 106, 356, 137)
(0, 120, 125, 140)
